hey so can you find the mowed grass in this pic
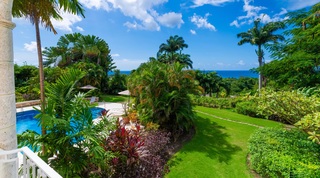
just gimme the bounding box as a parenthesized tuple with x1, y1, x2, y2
(166, 106, 282, 178)
(100, 94, 129, 103)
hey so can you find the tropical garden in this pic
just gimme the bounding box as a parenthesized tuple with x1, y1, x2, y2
(14, 1, 320, 177)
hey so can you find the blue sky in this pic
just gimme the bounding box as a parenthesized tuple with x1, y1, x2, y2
(12, 0, 319, 70)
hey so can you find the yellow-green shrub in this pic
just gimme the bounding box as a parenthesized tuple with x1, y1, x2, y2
(296, 112, 320, 143)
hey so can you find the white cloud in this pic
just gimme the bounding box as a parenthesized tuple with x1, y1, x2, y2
(157, 12, 184, 28)
(230, 0, 288, 27)
(190, 13, 216, 31)
(230, 20, 240, 28)
(76, 26, 84, 31)
(192, 0, 235, 7)
(24, 41, 37, 52)
(106, 0, 169, 31)
(79, 0, 111, 11)
(80, 0, 184, 31)
(190, 29, 197, 35)
(111, 53, 120, 57)
(237, 60, 245, 65)
(286, 0, 319, 10)
(51, 11, 82, 32)
(124, 21, 146, 30)
(114, 58, 147, 70)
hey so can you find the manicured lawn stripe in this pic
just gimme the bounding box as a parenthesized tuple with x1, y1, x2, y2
(195, 106, 282, 128)
(166, 107, 283, 178)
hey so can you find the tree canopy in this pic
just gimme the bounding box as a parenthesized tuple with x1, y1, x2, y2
(260, 2, 320, 89)
(155, 35, 193, 69)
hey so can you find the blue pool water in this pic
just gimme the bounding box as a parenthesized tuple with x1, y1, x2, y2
(16, 107, 105, 134)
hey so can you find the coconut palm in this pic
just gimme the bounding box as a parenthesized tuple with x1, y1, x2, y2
(12, 0, 85, 146)
(156, 35, 193, 68)
(43, 33, 113, 68)
(237, 18, 285, 91)
(157, 35, 188, 56)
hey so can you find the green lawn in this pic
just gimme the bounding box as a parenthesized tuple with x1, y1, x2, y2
(166, 106, 282, 178)
(99, 94, 129, 103)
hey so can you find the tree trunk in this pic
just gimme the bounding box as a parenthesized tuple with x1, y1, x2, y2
(35, 18, 46, 154)
(257, 45, 263, 93)
(0, 0, 18, 177)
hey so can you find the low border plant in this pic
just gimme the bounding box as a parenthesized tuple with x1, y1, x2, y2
(249, 127, 320, 178)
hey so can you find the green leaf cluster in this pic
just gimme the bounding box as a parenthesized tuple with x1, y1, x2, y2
(249, 127, 320, 178)
(261, 2, 320, 89)
(18, 69, 116, 177)
(128, 61, 201, 138)
(191, 95, 241, 109)
(296, 112, 320, 143)
(257, 90, 320, 124)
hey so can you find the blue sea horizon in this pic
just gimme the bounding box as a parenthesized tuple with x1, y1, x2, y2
(109, 70, 258, 79)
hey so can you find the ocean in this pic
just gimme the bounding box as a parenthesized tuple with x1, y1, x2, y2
(109, 70, 258, 79)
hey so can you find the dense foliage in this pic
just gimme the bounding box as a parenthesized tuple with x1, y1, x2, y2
(18, 69, 116, 177)
(106, 69, 127, 95)
(224, 77, 257, 95)
(128, 61, 202, 138)
(105, 125, 171, 178)
(43, 33, 116, 92)
(194, 70, 231, 97)
(260, 3, 320, 89)
(249, 127, 320, 178)
(296, 112, 320, 143)
(191, 95, 241, 109)
(256, 90, 320, 124)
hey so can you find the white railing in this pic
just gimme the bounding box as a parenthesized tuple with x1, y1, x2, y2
(0, 147, 62, 178)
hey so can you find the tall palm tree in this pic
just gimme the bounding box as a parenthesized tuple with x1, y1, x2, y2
(12, 0, 84, 153)
(157, 35, 188, 59)
(156, 35, 193, 68)
(237, 18, 285, 91)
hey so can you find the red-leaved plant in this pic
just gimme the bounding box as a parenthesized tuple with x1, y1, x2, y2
(104, 123, 171, 178)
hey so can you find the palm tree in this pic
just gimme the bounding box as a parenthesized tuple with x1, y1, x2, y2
(43, 33, 113, 67)
(237, 18, 285, 91)
(157, 35, 188, 57)
(156, 35, 193, 68)
(12, 0, 85, 153)
(128, 61, 201, 139)
(43, 33, 115, 91)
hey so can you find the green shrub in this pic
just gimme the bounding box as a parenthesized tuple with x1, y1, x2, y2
(296, 112, 320, 143)
(249, 127, 320, 178)
(190, 95, 242, 109)
(235, 101, 263, 118)
(257, 90, 320, 124)
(128, 61, 201, 139)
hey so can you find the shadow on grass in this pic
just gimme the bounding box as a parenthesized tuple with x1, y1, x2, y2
(169, 116, 242, 167)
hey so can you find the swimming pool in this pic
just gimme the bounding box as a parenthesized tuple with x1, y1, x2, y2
(16, 107, 105, 134)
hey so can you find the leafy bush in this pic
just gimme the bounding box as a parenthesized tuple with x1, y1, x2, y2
(296, 112, 320, 143)
(235, 100, 263, 118)
(18, 69, 116, 177)
(105, 124, 171, 178)
(128, 61, 201, 138)
(191, 95, 242, 109)
(257, 90, 320, 124)
(249, 127, 320, 178)
(298, 86, 320, 97)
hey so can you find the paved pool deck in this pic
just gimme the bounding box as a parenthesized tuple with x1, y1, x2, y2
(16, 102, 125, 117)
